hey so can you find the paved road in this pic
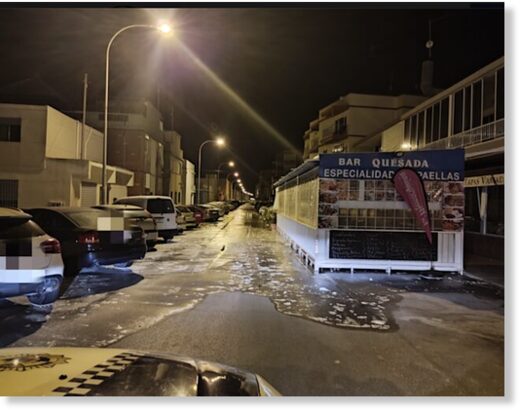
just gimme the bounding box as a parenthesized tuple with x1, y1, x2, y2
(1, 205, 504, 395)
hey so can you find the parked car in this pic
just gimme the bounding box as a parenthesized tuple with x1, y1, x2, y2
(114, 196, 177, 242)
(175, 208, 187, 233)
(210, 201, 230, 215)
(195, 205, 220, 222)
(0, 347, 281, 396)
(176, 206, 198, 229)
(187, 206, 204, 225)
(0, 208, 64, 306)
(205, 203, 225, 217)
(93, 204, 158, 249)
(25, 207, 146, 276)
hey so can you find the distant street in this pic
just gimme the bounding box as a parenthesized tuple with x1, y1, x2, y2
(1, 205, 504, 395)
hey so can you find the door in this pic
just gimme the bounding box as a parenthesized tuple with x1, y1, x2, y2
(81, 182, 98, 207)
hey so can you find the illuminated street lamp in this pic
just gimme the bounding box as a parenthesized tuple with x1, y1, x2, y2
(197, 136, 225, 204)
(102, 22, 173, 203)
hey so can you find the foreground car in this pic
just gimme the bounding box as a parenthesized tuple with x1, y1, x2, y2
(0, 208, 63, 305)
(0, 347, 280, 396)
(25, 207, 146, 276)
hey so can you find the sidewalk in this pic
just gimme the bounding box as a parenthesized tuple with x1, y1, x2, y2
(463, 254, 504, 288)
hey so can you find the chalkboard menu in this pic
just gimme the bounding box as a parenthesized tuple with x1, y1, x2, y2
(329, 230, 438, 261)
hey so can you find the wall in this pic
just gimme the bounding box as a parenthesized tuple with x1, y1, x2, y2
(381, 121, 405, 152)
(0, 104, 47, 173)
(46, 106, 103, 162)
(183, 160, 196, 205)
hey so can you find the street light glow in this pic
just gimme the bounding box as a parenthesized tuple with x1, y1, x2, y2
(401, 143, 411, 150)
(237, 179, 242, 183)
(157, 23, 173, 34)
(228, 161, 235, 167)
(234, 172, 239, 177)
(216, 136, 225, 146)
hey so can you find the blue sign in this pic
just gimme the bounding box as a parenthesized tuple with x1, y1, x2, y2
(319, 149, 465, 181)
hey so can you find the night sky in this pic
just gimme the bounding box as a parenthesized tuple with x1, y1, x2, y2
(0, 3, 504, 190)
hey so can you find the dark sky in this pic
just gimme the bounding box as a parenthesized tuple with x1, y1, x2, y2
(0, 3, 504, 190)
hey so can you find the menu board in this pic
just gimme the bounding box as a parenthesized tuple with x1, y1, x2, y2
(318, 150, 465, 233)
(329, 230, 438, 261)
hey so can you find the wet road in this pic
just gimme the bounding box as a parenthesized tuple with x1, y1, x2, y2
(1, 205, 504, 395)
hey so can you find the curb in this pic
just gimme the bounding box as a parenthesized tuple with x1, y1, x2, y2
(463, 271, 504, 289)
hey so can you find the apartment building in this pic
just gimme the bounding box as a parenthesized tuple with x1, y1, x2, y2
(0, 103, 134, 208)
(380, 57, 504, 259)
(302, 93, 426, 159)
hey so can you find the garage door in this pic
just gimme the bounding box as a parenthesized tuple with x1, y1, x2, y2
(80, 182, 98, 207)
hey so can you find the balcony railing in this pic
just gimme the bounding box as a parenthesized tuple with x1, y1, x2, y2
(422, 119, 504, 150)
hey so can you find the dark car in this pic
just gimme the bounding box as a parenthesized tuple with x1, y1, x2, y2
(25, 207, 146, 276)
(93, 204, 158, 249)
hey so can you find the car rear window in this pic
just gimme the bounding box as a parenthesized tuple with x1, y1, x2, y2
(148, 199, 174, 214)
(0, 220, 45, 239)
(64, 210, 108, 228)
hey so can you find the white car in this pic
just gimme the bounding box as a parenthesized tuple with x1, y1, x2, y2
(0, 208, 64, 306)
(114, 196, 177, 242)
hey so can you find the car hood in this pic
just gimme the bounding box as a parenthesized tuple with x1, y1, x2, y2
(0, 347, 280, 396)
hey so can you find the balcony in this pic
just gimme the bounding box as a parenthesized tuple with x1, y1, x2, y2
(423, 119, 504, 150)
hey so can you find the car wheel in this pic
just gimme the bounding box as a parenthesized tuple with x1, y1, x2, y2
(114, 261, 133, 268)
(163, 236, 173, 242)
(27, 275, 62, 306)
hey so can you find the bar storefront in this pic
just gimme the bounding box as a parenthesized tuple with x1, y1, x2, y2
(273, 149, 465, 274)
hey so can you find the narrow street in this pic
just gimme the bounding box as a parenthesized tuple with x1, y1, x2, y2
(0, 205, 503, 395)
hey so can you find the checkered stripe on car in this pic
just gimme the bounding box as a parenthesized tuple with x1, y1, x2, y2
(49, 352, 140, 396)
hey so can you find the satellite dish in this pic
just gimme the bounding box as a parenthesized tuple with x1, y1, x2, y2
(426, 40, 434, 49)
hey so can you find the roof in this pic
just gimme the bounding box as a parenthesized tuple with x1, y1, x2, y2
(273, 159, 319, 187)
(0, 207, 31, 220)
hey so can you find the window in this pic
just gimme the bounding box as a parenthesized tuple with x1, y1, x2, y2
(417, 111, 425, 147)
(453, 91, 463, 134)
(482, 74, 496, 124)
(0, 118, 21, 142)
(496, 68, 504, 120)
(472, 80, 482, 128)
(334, 117, 347, 135)
(440, 98, 449, 139)
(425, 107, 433, 144)
(432, 103, 440, 142)
(404, 118, 411, 144)
(463, 86, 471, 131)
(410, 115, 418, 147)
(0, 180, 18, 207)
(464, 187, 481, 233)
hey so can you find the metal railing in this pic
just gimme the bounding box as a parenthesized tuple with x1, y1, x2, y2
(422, 118, 504, 150)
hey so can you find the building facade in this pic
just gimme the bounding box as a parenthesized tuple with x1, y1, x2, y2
(380, 57, 504, 260)
(0, 103, 134, 208)
(82, 100, 195, 203)
(302, 93, 426, 159)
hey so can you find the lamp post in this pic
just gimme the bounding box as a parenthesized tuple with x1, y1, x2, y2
(197, 137, 225, 204)
(216, 160, 234, 200)
(102, 22, 172, 204)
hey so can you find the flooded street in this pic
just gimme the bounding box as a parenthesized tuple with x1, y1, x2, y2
(1, 205, 504, 395)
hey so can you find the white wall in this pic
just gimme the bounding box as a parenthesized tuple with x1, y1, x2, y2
(381, 121, 406, 152)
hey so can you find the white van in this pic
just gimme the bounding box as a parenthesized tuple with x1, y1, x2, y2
(114, 196, 177, 241)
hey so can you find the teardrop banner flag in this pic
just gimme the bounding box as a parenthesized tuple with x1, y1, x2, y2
(392, 167, 433, 244)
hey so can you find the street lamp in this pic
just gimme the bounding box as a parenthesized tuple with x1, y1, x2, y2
(197, 136, 225, 204)
(102, 22, 173, 204)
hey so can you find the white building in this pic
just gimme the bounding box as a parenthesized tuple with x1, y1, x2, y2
(380, 57, 504, 261)
(183, 160, 196, 205)
(0, 103, 134, 208)
(303, 93, 426, 159)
